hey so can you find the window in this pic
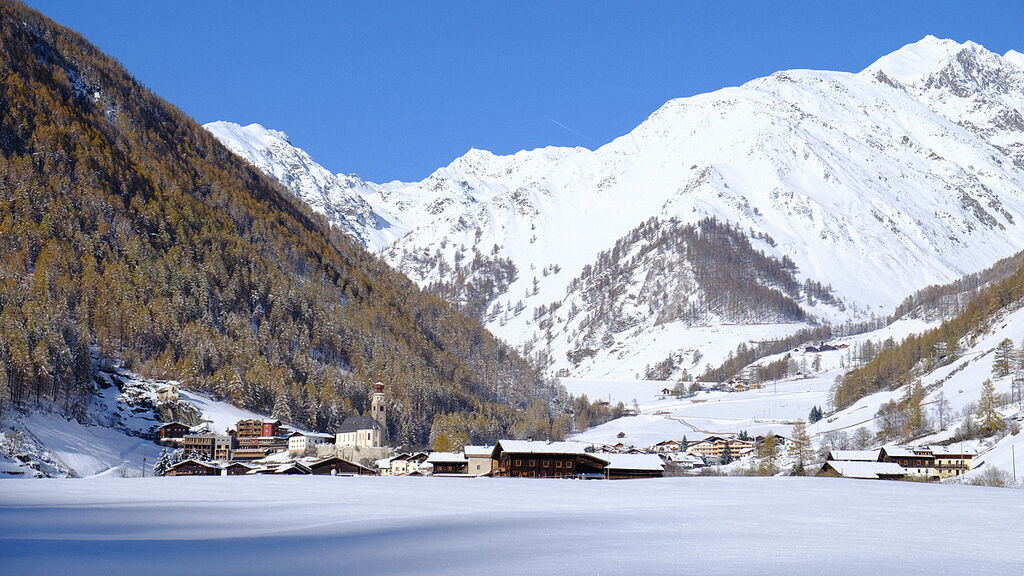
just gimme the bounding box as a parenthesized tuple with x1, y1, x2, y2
(529, 460, 536, 467)
(514, 459, 522, 467)
(555, 461, 562, 468)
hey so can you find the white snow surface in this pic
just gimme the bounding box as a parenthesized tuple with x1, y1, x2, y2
(1, 476, 1021, 575)
(208, 36, 1024, 379)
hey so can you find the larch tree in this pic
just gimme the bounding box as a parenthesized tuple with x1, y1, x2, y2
(759, 432, 779, 475)
(788, 419, 813, 475)
(976, 379, 1004, 436)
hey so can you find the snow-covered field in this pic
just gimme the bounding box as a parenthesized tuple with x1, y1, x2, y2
(1, 476, 1021, 575)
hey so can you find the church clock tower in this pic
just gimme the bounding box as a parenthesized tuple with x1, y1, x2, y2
(371, 382, 387, 444)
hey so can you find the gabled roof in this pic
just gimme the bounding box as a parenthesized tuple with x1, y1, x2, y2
(273, 462, 311, 474)
(337, 415, 382, 433)
(309, 456, 373, 473)
(167, 458, 218, 470)
(426, 452, 468, 464)
(828, 450, 881, 462)
(494, 440, 587, 456)
(824, 460, 907, 479)
(881, 446, 925, 459)
(159, 421, 189, 428)
(463, 445, 494, 457)
(598, 453, 665, 471)
(924, 445, 977, 457)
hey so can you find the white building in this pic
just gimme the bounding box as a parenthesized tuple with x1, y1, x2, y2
(288, 431, 334, 455)
(463, 445, 494, 475)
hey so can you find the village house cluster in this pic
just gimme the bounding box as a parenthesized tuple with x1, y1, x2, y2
(819, 445, 976, 480)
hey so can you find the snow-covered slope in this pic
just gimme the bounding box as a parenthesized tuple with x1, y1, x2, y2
(208, 36, 1024, 379)
(204, 121, 406, 252)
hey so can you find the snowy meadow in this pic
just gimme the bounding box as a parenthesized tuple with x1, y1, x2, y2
(2, 476, 1021, 575)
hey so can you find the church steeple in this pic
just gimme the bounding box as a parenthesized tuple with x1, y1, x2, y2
(371, 382, 387, 444)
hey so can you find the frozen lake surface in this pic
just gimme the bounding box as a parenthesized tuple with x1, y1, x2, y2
(1, 476, 1021, 575)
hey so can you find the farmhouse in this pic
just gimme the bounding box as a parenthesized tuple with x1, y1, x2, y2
(426, 452, 469, 475)
(308, 456, 375, 476)
(166, 459, 221, 476)
(879, 446, 934, 477)
(464, 445, 494, 475)
(492, 440, 603, 478)
(157, 422, 189, 442)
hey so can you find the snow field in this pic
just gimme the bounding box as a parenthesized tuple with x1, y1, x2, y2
(1, 476, 1021, 575)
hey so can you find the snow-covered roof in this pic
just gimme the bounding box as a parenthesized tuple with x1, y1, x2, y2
(828, 450, 880, 462)
(463, 445, 494, 457)
(825, 461, 907, 479)
(925, 445, 977, 457)
(426, 452, 468, 464)
(598, 453, 665, 471)
(880, 446, 920, 458)
(496, 440, 587, 455)
(289, 431, 333, 440)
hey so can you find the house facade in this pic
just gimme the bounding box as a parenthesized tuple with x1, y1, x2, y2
(463, 445, 494, 475)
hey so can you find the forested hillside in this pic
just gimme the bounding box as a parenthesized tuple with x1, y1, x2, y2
(833, 253, 1024, 410)
(0, 0, 560, 447)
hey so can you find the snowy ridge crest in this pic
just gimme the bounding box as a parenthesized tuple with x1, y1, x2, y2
(208, 36, 1024, 379)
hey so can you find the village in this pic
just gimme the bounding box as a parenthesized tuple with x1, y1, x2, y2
(153, 381, 977, 482)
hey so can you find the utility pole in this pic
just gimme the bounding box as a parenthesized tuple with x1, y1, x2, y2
(1013, 445, 1017, 483)
(142, 445, 147, 478)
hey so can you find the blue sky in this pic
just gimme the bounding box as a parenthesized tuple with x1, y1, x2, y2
(25, 1, 1024, 182)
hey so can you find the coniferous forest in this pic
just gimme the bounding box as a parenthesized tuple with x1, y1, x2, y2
(0, 1, 562, 448)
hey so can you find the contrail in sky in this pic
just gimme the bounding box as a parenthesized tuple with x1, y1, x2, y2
(550, 118, 587, 139)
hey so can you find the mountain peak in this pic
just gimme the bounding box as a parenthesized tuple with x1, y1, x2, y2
(1005, 49, 1024, 69)
(862, 36, 982, 85)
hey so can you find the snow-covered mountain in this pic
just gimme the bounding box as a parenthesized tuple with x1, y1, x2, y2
(207, 36, 1024, 380)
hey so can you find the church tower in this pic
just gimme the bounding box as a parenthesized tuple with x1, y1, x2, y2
(371, 382, 387, 444)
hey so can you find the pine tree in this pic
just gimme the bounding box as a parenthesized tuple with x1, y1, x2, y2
(808, 405, 823, 424)
(152, 449, 173, 476)
(976, 379, 1004, 436)
(720, 441, 733, 465)
(992, 339, 1016, 378)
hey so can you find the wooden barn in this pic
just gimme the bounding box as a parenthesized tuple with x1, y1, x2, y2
(166, 459, 220, 476)
(490, 440, 606, 479)
(308, 457, 375, 476)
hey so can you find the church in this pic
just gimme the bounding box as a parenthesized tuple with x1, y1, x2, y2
(335, 382, 387, 448)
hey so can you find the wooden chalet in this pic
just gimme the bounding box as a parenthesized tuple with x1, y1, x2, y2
(166, 459, 220, 476)
(222, 462, 255, 476)
(651, 440, 682, 453)
(158, 422, 189, 442)
(308, 456, 375, 476)
(492, 440, 606, 478)
(272, 462, 311, 475)
(879, 446, 934, 477)
(426, 452, 469, 475)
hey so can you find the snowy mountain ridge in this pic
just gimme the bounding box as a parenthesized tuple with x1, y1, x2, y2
(207, 36, 1024, 379)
